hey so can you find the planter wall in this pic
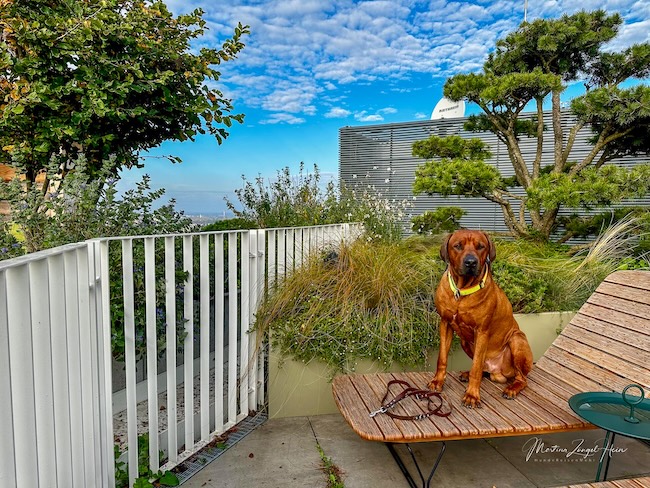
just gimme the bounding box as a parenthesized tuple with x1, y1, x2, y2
(268, 311, 575, 418)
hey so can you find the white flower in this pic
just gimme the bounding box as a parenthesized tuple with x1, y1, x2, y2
(386, 167, 391, 171)
(385, 178, 390, 183)
(352, 174, 357, 179)
(373, 166, 378, 170)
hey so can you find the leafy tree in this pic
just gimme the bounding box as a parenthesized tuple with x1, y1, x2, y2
(413, 10, 650, 241)
(0, 0, 248, 187)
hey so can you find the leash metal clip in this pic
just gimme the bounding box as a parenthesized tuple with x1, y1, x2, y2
(369, 406, 387, 418)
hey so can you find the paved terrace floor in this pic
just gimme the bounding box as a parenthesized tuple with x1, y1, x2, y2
(180, 414, 650, 488)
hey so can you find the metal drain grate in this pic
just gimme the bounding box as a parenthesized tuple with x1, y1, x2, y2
(176, 411, 268, 484)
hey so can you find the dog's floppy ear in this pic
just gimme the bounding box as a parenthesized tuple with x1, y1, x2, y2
(483, 231, 496, 263)
(440, 234, 452, 263)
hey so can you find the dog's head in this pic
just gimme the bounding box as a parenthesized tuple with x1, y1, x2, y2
(440, 230, 495, 278)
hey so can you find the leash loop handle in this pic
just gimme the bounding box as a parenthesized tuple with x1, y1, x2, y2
(369, 379, 452, 421)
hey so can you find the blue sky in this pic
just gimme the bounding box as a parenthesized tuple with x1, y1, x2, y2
(117, 0, 650, 216)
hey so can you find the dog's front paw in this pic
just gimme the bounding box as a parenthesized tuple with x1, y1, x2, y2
(502, 380, 526, 400)
(459, 371, 470, 382)
(462, 390, 482, 409)
(428, 376, 445, 392)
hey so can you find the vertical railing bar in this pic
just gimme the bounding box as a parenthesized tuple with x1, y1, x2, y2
(277, 229, 286, 281)
(227, 232, 238, 425)
(0, 270, 17, 488)
(98, 240, 115, 488)
(246, 231, 257, 411)
(182, 235, 194, 451)
(5, 266, 38, 488)
(199, 234, 210, 441)
(85, 243, 107, 485)
(239, 232, 250, 420)
(76, 247, 98, 485)
(165, 236, 178, 464)
(267, 230, 276, 291)
(63, 251, 84, 486)
(29, 259, 57, 486)
(144, 237, 159, 473)
(286, 229, 294, 274)
(214, 234, 224, 434)
(256, 230, 266, 409)
(121, 239, 138, 486)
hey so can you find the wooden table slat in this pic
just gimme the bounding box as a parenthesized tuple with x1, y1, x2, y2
(596, 281, 650, 306)
(332, 375, 385, 441)
(578, 302, 650, 336)
(552, 335, 650, 388)
(604, 270, 650, 290)
(587, 293, 650, 322)
(542, 347, 642, 395)
(561, 325, 650, 371)
(570, 313, 650, 352)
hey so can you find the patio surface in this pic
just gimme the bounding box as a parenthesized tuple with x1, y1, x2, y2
(179, 413, 650, 488)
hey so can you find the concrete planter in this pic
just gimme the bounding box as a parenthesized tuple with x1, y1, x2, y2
(268, 311, 575, 418)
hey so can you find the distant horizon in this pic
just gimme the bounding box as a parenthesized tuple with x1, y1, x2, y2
(115, 1, 650, 215)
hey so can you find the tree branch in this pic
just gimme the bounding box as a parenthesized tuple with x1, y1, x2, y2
(533, 97, 544, 178)
(560, 120, 585, 171)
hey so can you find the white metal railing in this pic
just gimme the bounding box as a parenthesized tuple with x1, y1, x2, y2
(0, 223, 361, 488)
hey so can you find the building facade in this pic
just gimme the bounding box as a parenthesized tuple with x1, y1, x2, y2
(339, 111, 649, 237)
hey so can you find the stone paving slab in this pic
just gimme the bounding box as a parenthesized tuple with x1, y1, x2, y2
(180, 416, 324, 488)
(180, 414, 650, 488)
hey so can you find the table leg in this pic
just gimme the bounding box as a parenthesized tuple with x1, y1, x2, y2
(385, 442, 446, 488)
(602, 432, 616, 481)
(595, 431, 612, 482)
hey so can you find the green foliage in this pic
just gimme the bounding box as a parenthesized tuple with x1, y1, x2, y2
(418, 10, 650, 241)
(526, 165, 650, 211)
(413, 158, 503, 197)
(115, 434, 179, 488)
(227, 163, 405, 242)
(201, 218, 258, 232)
(412, 134, 491, 160)
(411, 207, 466, 235)
(0, 0, 249, 181)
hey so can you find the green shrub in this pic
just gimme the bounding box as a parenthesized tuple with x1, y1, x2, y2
(226, 163, 406, 242)
(411, 207, 466, 235)
(201, 218, 258, 232)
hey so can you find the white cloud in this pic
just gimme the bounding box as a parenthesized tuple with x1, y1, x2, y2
(325, 107, 352, 118)
(186, 0, 649, 122)
(414, 112, 429, 119)
(379, 107, 398, 114)
(260, 113, 306, 125)
(355, 111, 384, 122)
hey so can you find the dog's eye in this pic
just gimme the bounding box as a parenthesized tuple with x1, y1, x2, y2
(453, 243, 462, 250)
(476, 243, 485, 250)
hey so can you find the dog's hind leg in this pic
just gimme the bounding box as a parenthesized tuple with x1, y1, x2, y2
(502, 331, 533, 399)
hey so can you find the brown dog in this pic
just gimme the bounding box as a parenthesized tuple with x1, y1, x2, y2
(428, 230, 533, 408)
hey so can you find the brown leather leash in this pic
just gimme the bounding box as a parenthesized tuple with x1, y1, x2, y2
(369, 379, 452, 421)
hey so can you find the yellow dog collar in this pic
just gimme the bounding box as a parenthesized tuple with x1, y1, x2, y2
(447, 266, 489, 300)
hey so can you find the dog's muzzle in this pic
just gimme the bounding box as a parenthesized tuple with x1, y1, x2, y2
(461, 254, 480, 276)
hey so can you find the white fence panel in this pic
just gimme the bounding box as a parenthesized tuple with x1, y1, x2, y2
(0, 243, 113, 488)
(0, 223, 361, 488)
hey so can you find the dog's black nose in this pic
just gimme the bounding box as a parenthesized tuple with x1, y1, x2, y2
(463, 255, 478, 268)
